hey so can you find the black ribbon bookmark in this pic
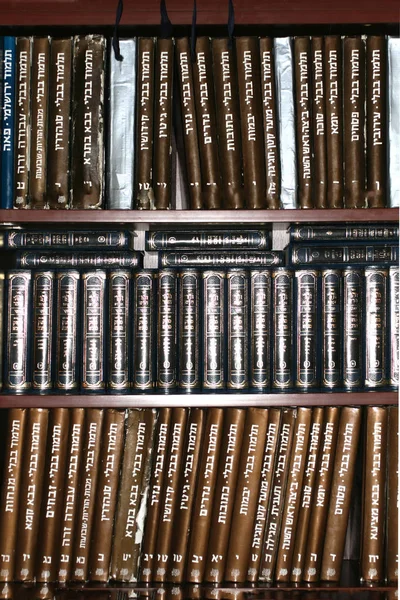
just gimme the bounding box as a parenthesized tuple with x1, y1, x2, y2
(112, 0, 124, 61)
(228, 0, 235, 49)
(160, 0, 173, 38)
(191, 0, 197, 63)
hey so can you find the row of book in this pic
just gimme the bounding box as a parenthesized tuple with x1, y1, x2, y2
(0, 265, 398, 393)
(0, 34, 399, 210)
(0, 405, 397, 585)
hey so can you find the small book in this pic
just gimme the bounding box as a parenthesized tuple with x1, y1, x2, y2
(133, 272, 155, 390)
(16, 251, 141, 269)
(202, 271, 225, 390)
(161, 251, 283, 268)
(249, 269, 271, 390)
(289, 223, 399, 242)
(156, 271, 177, 389)
(226, 270, 248, 389)
(1, 37, 16, 209)
(81, 270, 106, 391)
(108, 270, 131, 392)
(31, 271, 54, 391)
(272, 268, 294, 390)
(321, 269, 342, 389)
(147, 230, 270, 250)
(178, 269, 201, 390)
(6, 229, 131, 249)
(14, 37, 32, 209)
(294, 270, 319, 389)
(342, 268, 363, 390)
(364, 266, 388, 388)
(54, 271, 80, 391)
(288, 244, 398, 266)
(136, 38, 155, 210)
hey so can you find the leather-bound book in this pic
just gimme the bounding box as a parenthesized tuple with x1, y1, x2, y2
(136, 38, 155, 210)
(324, 36, 343, 208)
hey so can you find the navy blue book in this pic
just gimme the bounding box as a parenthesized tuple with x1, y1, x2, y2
(1, 37, 16, 209)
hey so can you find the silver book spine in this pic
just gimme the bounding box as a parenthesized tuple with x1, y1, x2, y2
(388, 37, 400, 208)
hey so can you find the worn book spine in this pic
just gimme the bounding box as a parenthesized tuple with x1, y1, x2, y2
(343, 36, 366, 208)
(0, 409, 27, 582)
(55, 270, 79, 390)
(89, 409, 126, 582)
(249, 269, 271, 390)
(236, 37, 266, 209)
(294, 37, 313, 209)
(1, 37, 16, 209)
(294, 270, 319, 389)
(259, 408, 296, 582)
(320, 406, 362, 581)
(291, 407, 325, 582)
(343, 268, 363, 389)
(389, 266, 399, 387)
(57, 408, 85, 584)
(186, 408, 224, 583)
(289, 244, 398, 266)
(386, 405, 399, 582)
(225, 408, 269, 582)
(364, 266, 388, 388)
(133, 271, 154, 390)
(157, 271, 177, 389)
(178, 269, 200, 390)
(227, 270, 248, 389)
(107, 38, 136, 209)
(108, 270, 131, 391)
(193, 37, 222, 209)
(260, 37, 280, 208)
(311, 37, 327, 208)
(81, 270, 106, 391)
(32, 271, 54, 391)
(7, 230, 130, 249)
(176, 37, 202, 209)
(47, 37, 73, 209)
(388, 37, 400, 208)
(272, 268, 294, 390)
(71, 35, 105, 209)
(72, 408, 104, 581)
(5, 271, 32, 392)
(17, 250, 140, 269)
(29, 37, 50, 208)
(321, 269, 342, 389)
(14, 37, 32, 209)
(0, 273, 4, 392)
(136, 38, 155, 210)
(203, 271, 225, 390)
(36, 408, 70, 582)
(324, 36, 343, 208)
(289, 223, 399, 242)
(211, 38, 243, 209)
(147, 230, 269, 250)
(161, 251, 283, 268)
(15, 408, 49, 581)
(204, 408, 246, 583)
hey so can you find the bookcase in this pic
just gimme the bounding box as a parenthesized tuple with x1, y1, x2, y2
(0, 0, 398, 598)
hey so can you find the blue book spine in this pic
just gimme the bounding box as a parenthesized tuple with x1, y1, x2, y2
(1, 37, 16, 209)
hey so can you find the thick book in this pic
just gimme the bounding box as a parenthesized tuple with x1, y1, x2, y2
(133, 272, 154, 390)
(388, 37, 400, 208)
(136, 38, 155, 210)
(202, 271, 225, 390)
(272, 269, 294, 390)
(294, 270, 319, 389)
(147, 230, 269, 250)
(6, 229, 131, 249)
(226, 270, 248, 389)
(178, 269, 200, 390)
(32, 271, 54, 391)
(389, 266, 399, 387)
(55, 271, 80, 391)
(288, 244, 398, 266)
(108, 270, 131, 392)
(81, 270, 106, 391)
(386, 405, 398, 582)
(161, 251, 283, 268)
(17, 251, 141, 269)
(14, 37, 31, 209)
(294, 37, 313, 209)
(321, 269, 342, 389)
(364, 266, 388, 388)
(1, 37, 16, 209)
(311, 37, 327, 208)
(289, 223, 399, 242)
(249, 269, 271, 390)
(157, 271, 177, 389)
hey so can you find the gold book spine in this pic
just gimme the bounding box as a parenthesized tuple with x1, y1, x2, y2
(311, 37, 327, 208)
(386, 405, 399, 582)
(14, 37, 32, 209)
(136, 38, 155, 210)
(294, 37, 313, 209)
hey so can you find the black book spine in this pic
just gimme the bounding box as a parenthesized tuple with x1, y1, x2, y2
(81, 270, 106, 391)
(108, 270, 131, 391)
(146, 230, 269, 250)
(203, 270, 225, 389)
(133, 271, 154, 389)
(157, 270, 177, 389)
(160, 251, 283, 268)
(272, 268, 293, 389)
(7, 230, 130, 249)
(321, 269, 342, 389)
(178, 269, 201, 390)
(227, 269, 248, 389)
(289, 244, 398, 266)
(249, 269, 271, 390)
(364, 266, 388, 388)
(32, 271, 54, 391)
(17, 251, 140, 269)
(342, 267, 363, 389)
(55, 271, 80, 390)
(389, 266, 399, 387)
(289, 224, 399, 242)
(294, 270, 319, 389)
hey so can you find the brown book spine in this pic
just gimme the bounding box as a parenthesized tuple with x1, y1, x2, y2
(236, 37, 266, 209)
(72, 408, 104, 581)
(15, 409, 49, 582)
(366, 36, 386, 208)
(343, 36, 366, 208)
(259, 37, 280, 209)
(89, 409, 126, 582)
(294, 37, 313, 209)
(259, 407, 296, 582)
(57, 408, 85, 584)
(324, 36, 344, 208)
(168, 409, 205, 583)
(47, 38, 73, 209)
(14, 37, 32, 209)
(0, 409, 27, 582)
(175, 37, 202, 209)
(320, 406, 362, 581)
(153, 38, 174, 210)
(211, 38, 244, 209)
(136, 38, 155, 210)
(36, 408, 70, 582)
(290, 407, 324, 582)
(140, 408, 172, 582)
(29, 36, 50, 209)
(186, 408, 225, 583)
(225, 408, 269, 582)
(386, 405, 398, 582)
(204, 408, 246, 583)
(71, 34, 105, 209)
(193, 37, 222, 209)
(311, 37, 327, 208)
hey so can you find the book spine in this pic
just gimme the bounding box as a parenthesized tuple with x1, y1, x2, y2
(386, 405, 399, 582)
(249, 269, 271, 390)
(0, 409, 27, 581)
(290, 244, 398, 266)
(57, 408, 85, 584)
(203, 270, 225, 390)
(294, 37, 313, 209)
(303, 406, 341, 582)
(107, 38, 136, 209)
(364, 266, 388, 388)
(247, 408, 281, 582)
(178, 269, 200, 390)
(32, 271, 54, 391)
(343, 36, 366, 208)
(236, 37, 266, 209)
(324, 36, 344, 208)
(147, 230, 269, 250)
(186, 408, 224, 583)
(1, 37, 16, 209)
(204, 408, 246, 583)
(14, 37, 31, 209)
(342, 267, 363, 389)
(71, 35, 105, 209)
(72, 408, 104, 581)
(17, 250, 140, 269)
(289, 223, 399, 242)
(81, 270, 106, 391)
(291, 407, 325, 582)
(388, 37, 400, 207)
(0, 273, 3, 391)
(274, 37, 297, 209)
(136, 38, 155, 210)
(361, 406, 388, 582)
(157, 270, 177, 389)
(225, 407, 269, 582)
(176, 37, 202, 210)
(272, 268, 294, 389)
(161, 251, 283, 268)
(260, 37, 280, 209)
(108, 270, 131, 391)
(14, 408, 49, 581)
(55, 270, 80, 390)
(47, 38, 73, 209)
(366, 36, 386, 208)
(29, 36, 50, 208)
(321, 269, 342, 389)
(211, 38, 244, 209)
(37, 408, 70, 582)
(294, 270, 319, 389)
(389, 266, 399, 387)
(193, 37, 222, 209)
(311, 37, 327, 208)
(5, 270, 32, 391)
(133, 271, 154, 390)
(7, 230, 130, 249)
(227, 269, 248, 389)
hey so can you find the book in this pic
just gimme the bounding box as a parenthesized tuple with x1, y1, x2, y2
(16, 251, 141, 269)
(388, 37, 400, 208)
(202, 271, 225, 390)
(311, 37, 327, 208)
(249, 269, 271, 390)
(294, 36, 313, 209)
(226, 270, 248, 389)
(288, 244, 398, 266)
(294, 270, 319, 389)
(364, 266, 388, 388)
(342, 268, 363, 389)
(147, 230, 269, 250)
(31, 271, 54, 391)
(1, 37, 16, 209)
(157, 270, 177, 389)
(81, 270, 106, 391)
(321, 269, 342, 389)
(0, 272, 3, 391)
(14, 37, 31, 209)
(178, 269, 200, 390)
(161, 251, 283, 268)
(272, 268, 294, 389)
(55, 271, 80, 391)
(6, 229, 131, 249)
(136, 38, 155, 210)
(386, 405, 399, 582)
(289, 223, 399, 242)
(133, 272, 154, 390)
(108, 270, 131, 391)
(389, 266, 399, 387)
